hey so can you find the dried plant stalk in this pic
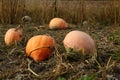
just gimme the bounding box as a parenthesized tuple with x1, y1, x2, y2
(1, 0, 25, 24)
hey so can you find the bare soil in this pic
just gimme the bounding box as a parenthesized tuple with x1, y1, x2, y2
(0, 23, 120, 80)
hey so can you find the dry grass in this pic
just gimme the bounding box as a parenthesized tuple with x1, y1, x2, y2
(0, 0, 25, 24)
(0, 0, 120, 25)
(24, 0, 120, 25)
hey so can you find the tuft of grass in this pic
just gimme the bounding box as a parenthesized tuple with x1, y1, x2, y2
(57, 77, 66, 80)
(108, 27, 120, 60)
(76, 74, 97, 80)
(57, 74, 97, 80)
(113, 47, 120, 60)
(65, 48, 92, 62)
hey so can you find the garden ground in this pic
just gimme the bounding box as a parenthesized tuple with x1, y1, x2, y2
(0, 23, 120, 80)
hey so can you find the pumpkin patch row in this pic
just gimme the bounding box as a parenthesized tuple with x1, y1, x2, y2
(4, 17, 96, 62)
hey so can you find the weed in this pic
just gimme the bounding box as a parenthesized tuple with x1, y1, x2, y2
(113, 47, 120, 60)
(76, 74, 97, 80)
(57, 74, 97, 80)
(57, 77, 66, 80)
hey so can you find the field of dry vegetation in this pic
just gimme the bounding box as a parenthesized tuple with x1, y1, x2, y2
(0, 0, 120, 80)
(0, 0, 120, 25)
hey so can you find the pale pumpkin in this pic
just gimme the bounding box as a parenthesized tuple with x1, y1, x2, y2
(21, 15, 31, 23)
(25, 35, 55, 62)
(49, 17, 68, 29)
(63, 30, 96, 55)
(4, 27, 22, 46)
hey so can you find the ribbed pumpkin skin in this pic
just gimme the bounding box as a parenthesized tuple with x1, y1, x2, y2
(49, 18, 68, 29)
(26, 35, 55, 62)
(4, 28, 22, 45)
(63, 30, 96, 55)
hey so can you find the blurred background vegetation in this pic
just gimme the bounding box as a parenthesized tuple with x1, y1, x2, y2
(0, 0, 120, 25)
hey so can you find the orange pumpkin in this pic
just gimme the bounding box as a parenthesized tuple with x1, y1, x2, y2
(25, 35, 55, 62)
(63, 30, 96, 55)
(49, 17, 68, 29)
(4, 27, 22, 46)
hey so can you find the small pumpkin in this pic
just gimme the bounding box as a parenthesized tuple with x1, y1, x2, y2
(21, 15, 31, 23)
(25, 35, 55, 62)
(4, 26, 22, 46)
(49, 17, 68, 29)
(63, 30, 96, 55)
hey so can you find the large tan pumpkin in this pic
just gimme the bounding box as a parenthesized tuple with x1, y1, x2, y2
(4, 27, 22, 46)
(49, 18, 68, 29)
(63, 30, 96, 55)
(26, 35, 55, 62)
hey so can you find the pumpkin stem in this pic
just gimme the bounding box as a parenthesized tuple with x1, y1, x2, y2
(15, 24, 23, 31)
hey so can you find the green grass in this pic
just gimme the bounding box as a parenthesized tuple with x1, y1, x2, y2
(108, 27, 120, 60)
(57, 74, 97, 80)
(76, 74, 97, 80)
